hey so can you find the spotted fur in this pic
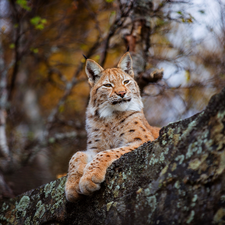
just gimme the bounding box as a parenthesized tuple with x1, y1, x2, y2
(65, 52, 160, 202)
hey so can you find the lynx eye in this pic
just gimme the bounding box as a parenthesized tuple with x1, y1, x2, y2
(103, 83, 112, 87)
(124, 80, 130, 84)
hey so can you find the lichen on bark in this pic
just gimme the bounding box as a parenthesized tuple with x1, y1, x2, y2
(0, 87, 225, 225)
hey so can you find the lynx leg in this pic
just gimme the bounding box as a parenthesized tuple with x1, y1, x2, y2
(79, 147, 135, 195)
(65, 151, 88, 202)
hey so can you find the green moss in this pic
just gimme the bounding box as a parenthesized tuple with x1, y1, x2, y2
(164, 147, 169, 154)
(51, 199, 64, 214)
(149, 153, 156, 166)
(182, 121, 197, 139)
(213, 208, 225, 223)
(149, 153, 165, 166)
(50, 180, 66, 213)
(196, 145, 202, 155)
(190, 194, 198, 207)
(192, 194, 198, 202)
(175, 155, 184, 165)
(147, 196, 157, 208)
(2, 202, 9, 211)
(146, 195, 157, 222)
(171, 163, 177, 171)
(173, 134, 180, 146)
(217, 110, 225, 120)
(186, 144, 195, 159)
(186, 210, 195, 224)
(144, 188, 151, 196)
(167, 128, 174, 138)
(162, 140, 167, 146)
(106, 201, 113, 211)
(174, 181, 180, 189)
(44, 179, 65, 200)
(34, 200, 45, 219)
(188, 158, 201, 170)
(43, 178, 66, 214)
(160, 164, 168, 176)
(15, 195, 30, 218)
(17, 195, 30, 210)
(24, 216, 31, 225)
(160, 152, 165, 161)
(0, 214, 10, 223)
(113, 189, 119, 198)
(44, 181, 54, 198)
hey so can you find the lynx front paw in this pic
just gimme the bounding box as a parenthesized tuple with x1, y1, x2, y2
(65, 179, 82, 202)
(65, 186, 80, 202)
(79, 168, 105, 195)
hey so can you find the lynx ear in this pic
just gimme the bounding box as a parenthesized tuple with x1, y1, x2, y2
(85, 59, 104, 87)
(117, 52, 134, 78)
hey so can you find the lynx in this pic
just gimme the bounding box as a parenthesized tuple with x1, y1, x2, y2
(65, 52, 160, 202)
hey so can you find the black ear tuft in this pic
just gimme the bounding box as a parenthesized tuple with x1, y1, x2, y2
(83, 54, 88, 60)
(127, 46, 129, 52)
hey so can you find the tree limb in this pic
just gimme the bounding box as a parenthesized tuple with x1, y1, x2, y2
(1, 86, 225, 224)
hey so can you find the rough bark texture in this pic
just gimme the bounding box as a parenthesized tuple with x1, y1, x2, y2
(0, 87, 225, 225)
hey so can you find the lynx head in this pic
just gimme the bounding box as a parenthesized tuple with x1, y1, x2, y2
(85, 52, 143, 118)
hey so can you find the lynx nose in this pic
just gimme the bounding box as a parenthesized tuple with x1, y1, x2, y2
(117, 91, 126, 98)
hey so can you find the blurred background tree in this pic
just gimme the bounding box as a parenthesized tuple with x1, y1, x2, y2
(0, 0, 224, 200)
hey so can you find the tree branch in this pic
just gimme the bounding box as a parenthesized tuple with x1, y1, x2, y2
(100, 1, 133, 66)
(1, 87, 225, 224)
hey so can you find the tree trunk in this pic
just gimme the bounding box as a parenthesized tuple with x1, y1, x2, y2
(1, 87, 225, 225)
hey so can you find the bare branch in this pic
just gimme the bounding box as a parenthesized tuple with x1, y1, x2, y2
(8, 0, 21, 101)
(100, 1, 133, 66)
(45, 36, 101, 133)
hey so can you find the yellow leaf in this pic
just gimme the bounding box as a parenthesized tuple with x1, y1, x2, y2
(185, 70, 190, 82)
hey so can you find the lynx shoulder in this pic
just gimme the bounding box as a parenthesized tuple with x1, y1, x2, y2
(65, 52, 160, 202)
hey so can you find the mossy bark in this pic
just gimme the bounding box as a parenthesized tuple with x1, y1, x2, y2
(1, 87, 225, 225)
